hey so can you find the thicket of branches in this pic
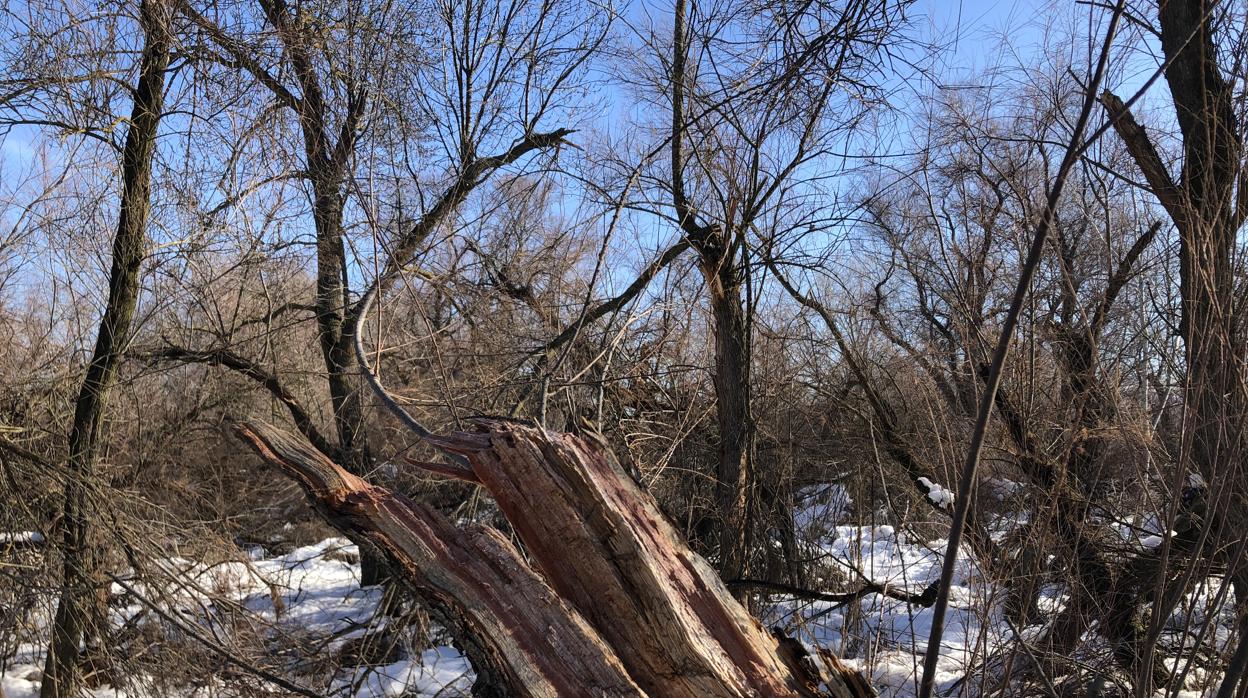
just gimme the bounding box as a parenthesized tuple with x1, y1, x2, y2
(2, 0, 1248, 695)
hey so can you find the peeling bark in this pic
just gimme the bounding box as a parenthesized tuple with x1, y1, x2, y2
(235, 422, 643, 698)
(237, 419, 874, 697)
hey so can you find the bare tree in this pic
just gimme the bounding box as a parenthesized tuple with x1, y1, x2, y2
(1102, 1, 1248, 692)
(154, 0, 602, 583)
(588, 0, 914, 584)
(36, 2, 172, 695)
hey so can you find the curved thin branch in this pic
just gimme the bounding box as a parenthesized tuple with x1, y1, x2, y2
(351, 283, 470, 467)
(138, 346, 336, 461)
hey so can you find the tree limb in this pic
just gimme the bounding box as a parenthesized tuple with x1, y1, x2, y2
(1099, 92, 1186, 232)
(171, 0, 301, 111)
(138, 346, 336, 461)
(347, 128, 574, 327)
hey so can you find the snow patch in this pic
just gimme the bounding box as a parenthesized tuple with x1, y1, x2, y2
(0, 531, 44, 544)
(917, 477, 954, 511)
(7, 538, 471, 697)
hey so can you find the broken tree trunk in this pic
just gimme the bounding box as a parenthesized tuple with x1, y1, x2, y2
(237, 419, 873, 698)
(236, 422, 640, 697)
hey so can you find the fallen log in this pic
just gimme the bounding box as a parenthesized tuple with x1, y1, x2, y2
(237, 419, 874, 697)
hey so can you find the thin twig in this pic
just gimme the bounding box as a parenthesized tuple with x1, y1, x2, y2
(107, 573, 327, 698)
(916, 2, 1128, 695)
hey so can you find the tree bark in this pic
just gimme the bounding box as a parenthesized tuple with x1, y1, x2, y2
(1103, 2, 1245, 505)
(238, 419, 875, 698)
(40, 2, 171, 695)
(669, 0, 756, 582)
(697, 234, 755, 583)
(255, 0, 371, 475)
(1101, 1, 1248, 691)
(235, 422, 643, 698)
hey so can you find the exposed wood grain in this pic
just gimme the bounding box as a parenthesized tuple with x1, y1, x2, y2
(239, 419, 874, 697)
(236, 421, 643, 698)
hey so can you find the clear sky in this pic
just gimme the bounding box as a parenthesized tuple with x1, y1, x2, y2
(920, 0, 1162, 92)
(918, 0, 1111, 88)
(0, 0, 1171, 316)
(923, 0, 1042, 70)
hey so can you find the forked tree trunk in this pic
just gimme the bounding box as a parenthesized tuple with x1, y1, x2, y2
(236, 419, 874, 698)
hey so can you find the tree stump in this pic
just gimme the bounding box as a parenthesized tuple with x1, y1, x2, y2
(236, 419, 873, 697)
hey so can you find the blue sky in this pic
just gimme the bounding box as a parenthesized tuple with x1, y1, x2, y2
(0, 0, 1138, 201)
(0, 0, 1173, 317)
(924, 0, 1040, 70)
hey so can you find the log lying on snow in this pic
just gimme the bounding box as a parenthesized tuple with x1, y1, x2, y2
(237, 419, 874, 698)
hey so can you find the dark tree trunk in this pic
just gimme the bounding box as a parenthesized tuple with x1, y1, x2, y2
(1102, 0, 1247, 691)
(1105, 1, 1245, 505)
(697, 236, 755, 584)
(310, 184, 369, 472)
(40, 3, 171, 695)
(257, 0, 372, 476)
(669, 0, 757, 583)
(1155, 0, 1244, 500)
(257, 0, 381, 582)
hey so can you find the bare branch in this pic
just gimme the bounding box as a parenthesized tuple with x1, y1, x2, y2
(137, 346, 336, 461)
(1099, 92, 1186, 231)
(171, 0, 301, 111)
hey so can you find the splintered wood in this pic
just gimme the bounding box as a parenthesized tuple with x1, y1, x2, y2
(237, 419, 874, 698)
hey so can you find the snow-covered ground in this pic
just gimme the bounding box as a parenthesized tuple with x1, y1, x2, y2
(777, 500, 1010, 697)
(0, 528, 1006, 697)
(1, 494, 1230, 697)
(2, 538, 472, 697)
